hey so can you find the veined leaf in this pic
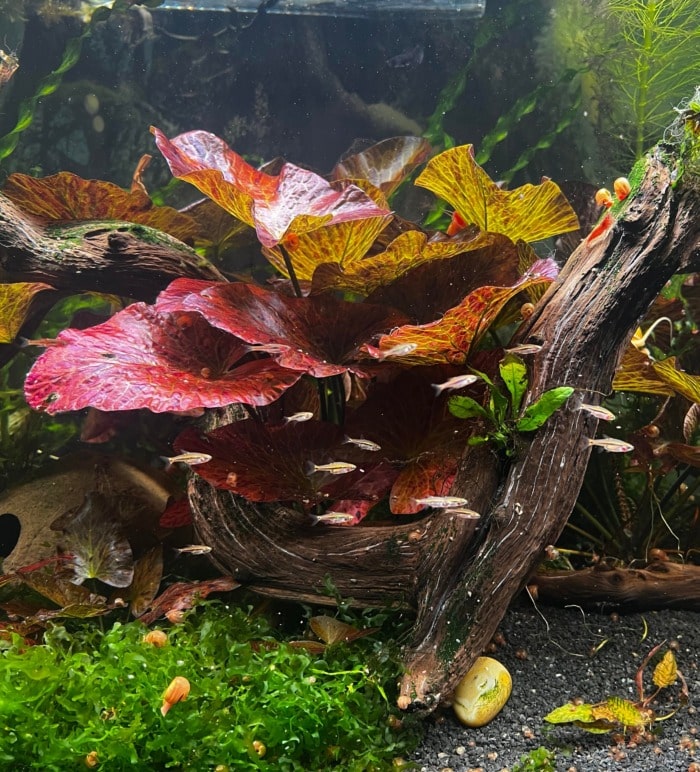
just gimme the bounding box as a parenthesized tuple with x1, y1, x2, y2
(309, 616, 377, 645)
(415, 144, 579, 243)
(0, 282, 54, 343)
(613, 345, 674, 396)
(652, 357, 700, 403)
(448, 395, 490, 421)
(544, 702, 595, 725)
(605, 696, 647, 730)
(499, 354, 528, 415)
(53, 492, 134, 588)
(3, 172, 198, 242)
(653, 650, 678, 689)
(516, 386, 573, 432)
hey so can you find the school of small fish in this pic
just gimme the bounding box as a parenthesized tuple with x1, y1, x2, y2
(413, 495, 470, 509)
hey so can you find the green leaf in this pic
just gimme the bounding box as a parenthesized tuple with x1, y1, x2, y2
(544, 701, 595, 725)
(467, 434, 490, 446)
(499, 354, 528, 415)
(448, 395, 490, 421)
(516, 386, 574, 432)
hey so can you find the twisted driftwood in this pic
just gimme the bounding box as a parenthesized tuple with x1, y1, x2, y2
(1, 131, 698, 712)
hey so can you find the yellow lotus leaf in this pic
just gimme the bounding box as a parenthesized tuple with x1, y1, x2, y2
(653, 650, 678, 689)
(0, 282, 55, 343)
(612, 345, 674, 397)
(262, 213, 391, 281)
(311, 229, 493, 295)
(653, 357, 700, 403)
(414, 144, 579, 243)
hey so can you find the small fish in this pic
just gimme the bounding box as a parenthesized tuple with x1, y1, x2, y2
(578, 403, 616, 421)
(386, 43, 424, 69)
(162, 452, 213, 466)
(309, 512, 356, 526)
(376, 342, 418, 360)
(413, 495, 470, 509)
(588, 437, 634, 453)
(284, 411, 314, 423)
(343, 436, 381, 451)
(449, 507, 482, 520)
(305, 460, 357, 475)
(174, 545, 212, 555)
(505, 343, 543, 355)
(432, 374, 480, 394)
(246, 343, 290, 355)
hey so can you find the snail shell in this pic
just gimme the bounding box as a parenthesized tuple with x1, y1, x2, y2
(452, 656, 512, 727)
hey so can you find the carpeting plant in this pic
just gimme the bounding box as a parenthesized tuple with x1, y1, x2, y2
(0, 601, 420, 770)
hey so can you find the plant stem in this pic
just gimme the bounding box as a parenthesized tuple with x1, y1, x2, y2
(278, 243, 303, 299)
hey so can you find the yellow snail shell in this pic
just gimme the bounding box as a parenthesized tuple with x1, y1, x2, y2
(452, 656, 512, 727)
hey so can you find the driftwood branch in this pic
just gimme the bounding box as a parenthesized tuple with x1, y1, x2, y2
(186, 145, 700, 712)
(529, 562, 700, 611)
(0, 193, 225, 301)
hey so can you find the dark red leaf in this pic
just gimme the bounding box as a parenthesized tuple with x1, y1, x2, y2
(159, 498, 193, 528)
(159, 279, 409, 378)
(174, 421, 385, 504)
(137, 576, 240, 625)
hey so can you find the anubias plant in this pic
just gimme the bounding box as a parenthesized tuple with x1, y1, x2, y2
(544, 643, 688, 735)
(0, 128, 579, 522)
(448, 353, 574, 456)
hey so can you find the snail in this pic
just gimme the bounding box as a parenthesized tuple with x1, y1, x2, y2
(452, 656, 512, 727)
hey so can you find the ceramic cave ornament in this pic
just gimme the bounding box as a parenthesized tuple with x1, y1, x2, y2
(452, 656, 512, 727)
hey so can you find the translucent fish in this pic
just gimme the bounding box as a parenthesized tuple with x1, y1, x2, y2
(309, 512, 356, 525)
(449, 507, 482, 520)
(505, 343, 542, 355)
(305, 460, 357, 475)
(162, 451, 213, 465)
(343, 436, 381, 451)
(578, 403, 616, 421)
(588, 437, 634, 453)
(432, 374, 480, 394)
(284, 411, 314, 423)
(376, 342, 418, 359)
(412, 495, 470, 508)
(174, 545, 212, 555)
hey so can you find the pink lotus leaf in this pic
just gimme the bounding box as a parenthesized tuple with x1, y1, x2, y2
(24, 303, 301, 414)
(152, 127, 391, 248)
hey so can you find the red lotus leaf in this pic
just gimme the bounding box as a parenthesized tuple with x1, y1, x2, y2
(2, 172, 198, 243)
(174, 421, 387, 504)
(138, 576, 240, 626)
(24, 303, 302, 414)
(152, 127, 391, 250)
(158, 278, 409, 378)
(389, 449, 459, 515)
(362, 274, 553, 366)
(415, 145, 579, 243)
(0, 281, 55, 343)
(330, 136, 433, 198)
(342, 371, 472, 513)
(158, 498, 194, 528)
(311, 228, 497, 296)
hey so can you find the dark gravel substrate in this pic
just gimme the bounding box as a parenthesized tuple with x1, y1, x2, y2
(410, 603, 700, 772)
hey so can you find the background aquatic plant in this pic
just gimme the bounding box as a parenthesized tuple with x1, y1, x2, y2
(536, 0, 700, 174)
